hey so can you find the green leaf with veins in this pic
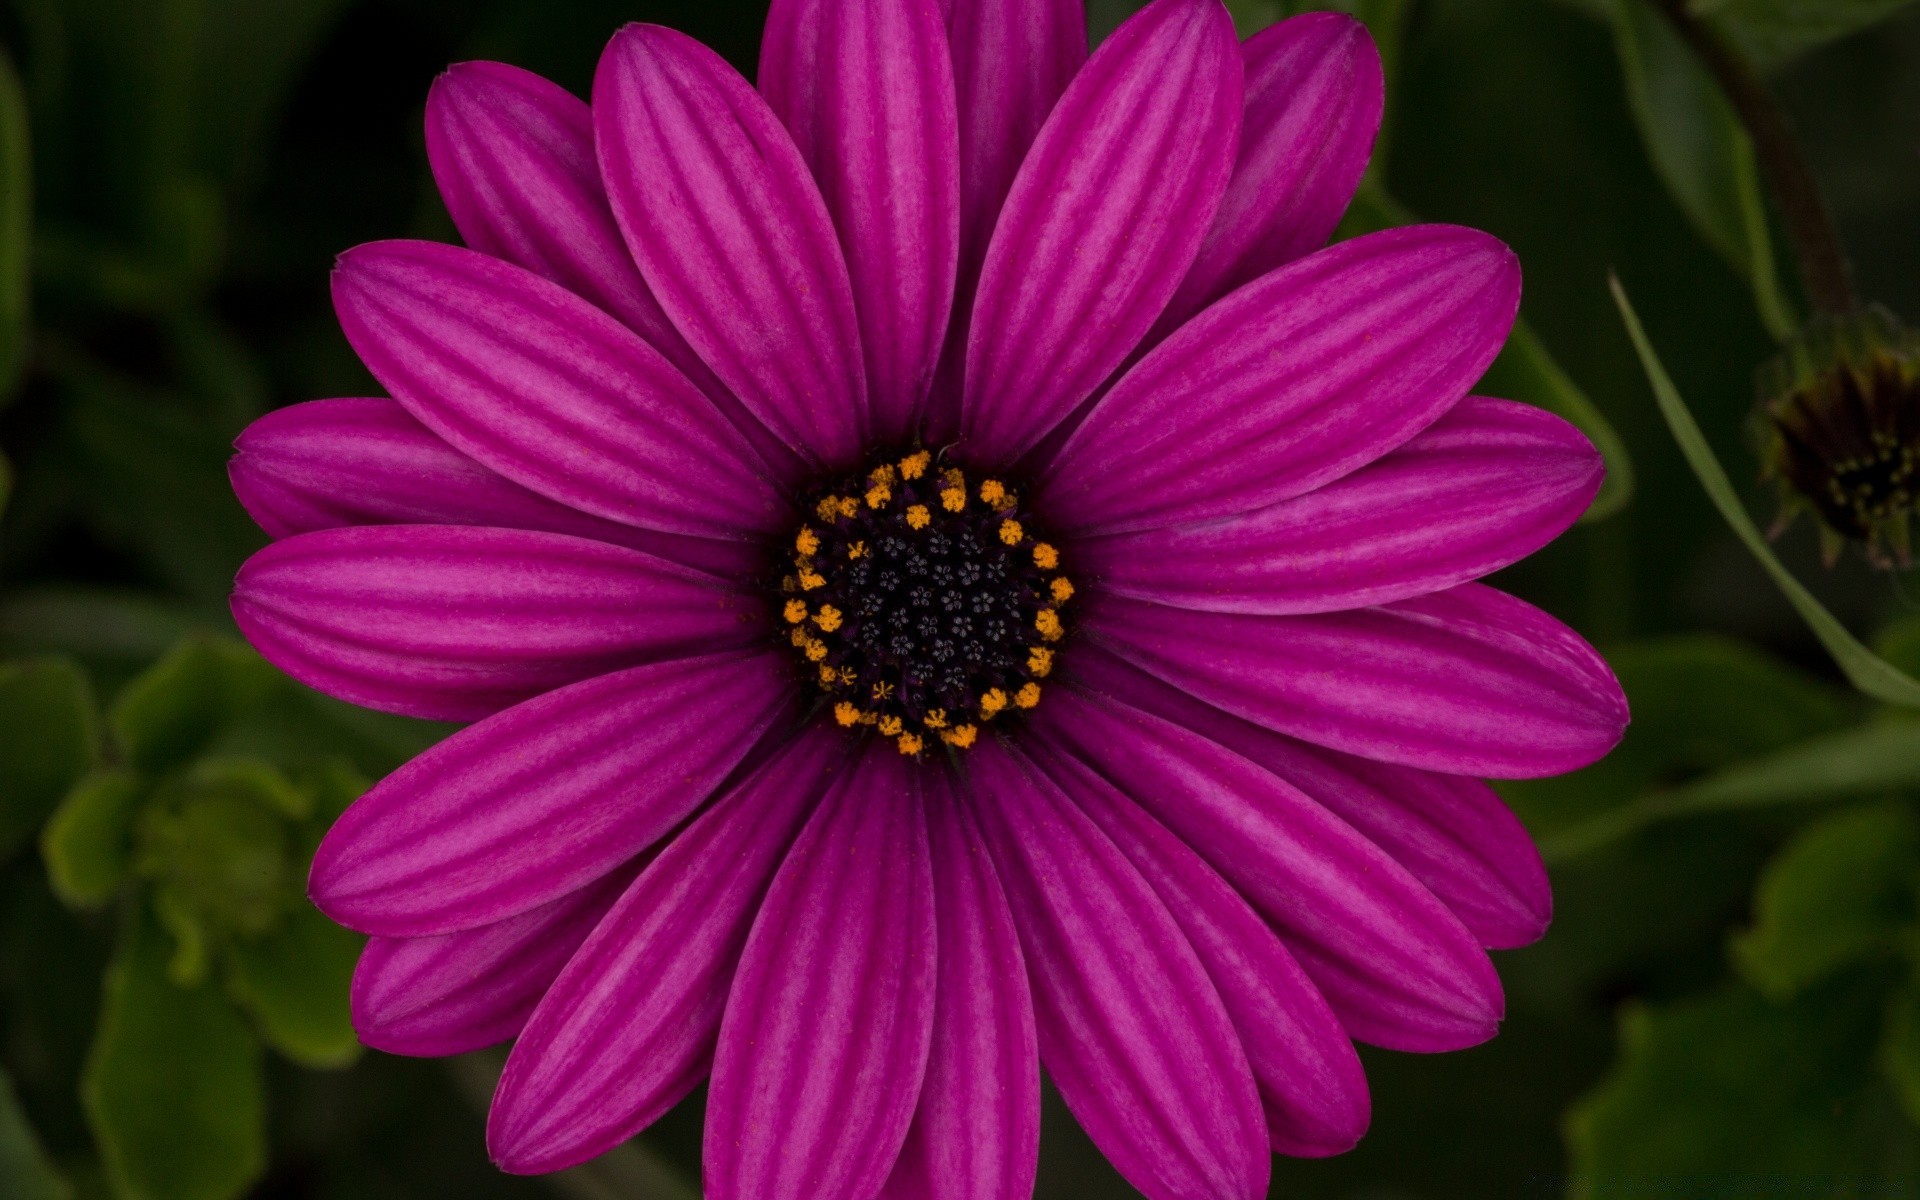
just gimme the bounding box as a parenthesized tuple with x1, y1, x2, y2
(84, 902, 265, 1200)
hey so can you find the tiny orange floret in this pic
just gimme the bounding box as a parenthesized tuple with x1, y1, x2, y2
(1035, 609, 1063, 641)
(896, 732, 925, 755)
(866, 483, 892, 509)
(1027, 647, 1053, 677)
(795, 527, 820, 556)
(833, 702, 863, 727)
(789, 627, 812, 648)
(979, 479, 1007, 505)
(784, 599, 809, 624)
(998, 519, 1024, 545)
(798, 569, 826, 591)
(940, 486, 966, 512)
(940, 724, 978, 748)
(804, 639, 830, 663)
(813, 604, 843, 633)
(899, 451, 931, 479)
(1050, 577, 1075, 604)
(869, 463, 898, 487)
(878, 715, 904, 737)
(980, 688, 1008, 719)
(1015, 682, 1042, 709)
(906, 504, 932, 530)
(838, 496, 861, 518)
(816, 497, 843, 522)
(847, 540, 867, 559)
(1032, 543, 1059, 570)
(818, 664, 839, 686)
(923, 708, 949, 729)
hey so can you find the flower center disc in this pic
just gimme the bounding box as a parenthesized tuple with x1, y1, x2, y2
(781, 451, 1072, 755)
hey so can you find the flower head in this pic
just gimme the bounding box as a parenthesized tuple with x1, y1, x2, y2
(227, 2, 1628, 1198)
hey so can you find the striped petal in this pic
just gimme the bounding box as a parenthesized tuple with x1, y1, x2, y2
(1078, 396, 1603, 615)
(1086, 583, 1627, 779)
(705, 745, 937, 1200)
(350, 863, 637, 1057)
(594, 24, 868, 467)
(488, 729, 849, 1174)
(1071, 644, 1552, 950)
(332, 240, 782, 539)
(1029, 688, 1505, 1053)
(1045, 225, 1521, 536)
(308, 650, 795, 937)
(760, 0, 959, 442)
(424, 60, 805, 478)
(966, 739, 1268, 1200)
(230, 398, 764, 579)
(232, 525, 762, 722)
(878, 768, 1040, 1200)
(957, 0, 1241, 464)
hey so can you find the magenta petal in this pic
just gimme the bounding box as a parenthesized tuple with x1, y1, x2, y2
(332, 240, 782, 539)
(1153, 14, 1382, 342)
(1086, 582, 1628, 779)
(229, 398, 764, 579)
(1074, 644, 1551, 949)
(705, 746, 937, 1200)
(957, 0, 1241, 464)
(877, 768, 1039, 1200)
(232, 525, 762, 722)
(921, 0, 1085, 442)
(966, 740, 1268, 1200)
(594, 24, 867, 468)
(351, 863, 636, 1057)
(760, 0, 958, 443)
(424, 61, 803, 479)
(1079, 396, 1604, 615)
(1046, 225, 1522, 536)
(308, 650, 795, 937)
(1029, 688, 1504, 1053)
(1029, 742, 1369, 1157)
(488, 729, 849, 1175)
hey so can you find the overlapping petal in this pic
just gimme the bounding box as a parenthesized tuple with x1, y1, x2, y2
(760, 0, 958, 443)
(1086, 582, 1628, 779)
(232, 525, 762, 721)
(1153, 13, 1383, 341)
(332, 241, 782, 539)
(1045, 225, 1522, 536)
(705, 746, 937, 1200)
(594, 24, 868, 467)
(958, 0, 1241, 464)
(1030, 744, 1370, 1156)
(308, 648, 794, 936)
(878, 769, 1039, 1200)
(351, 863, 637, 1057)
(230, 398, 764, 579)
(1078, 396, 1604, 615)
(488, 729, 850, 1174)
(1069, 644, 1552, 950)
(1028, 688, 1505, 1052)
(424, 60, 804, 478)
(966, 740, 1268, 1200)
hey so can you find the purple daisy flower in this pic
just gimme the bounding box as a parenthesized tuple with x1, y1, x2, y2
(227, 0, 1629, 1196)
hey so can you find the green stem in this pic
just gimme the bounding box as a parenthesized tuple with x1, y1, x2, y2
(1651, 0, 1858, 316)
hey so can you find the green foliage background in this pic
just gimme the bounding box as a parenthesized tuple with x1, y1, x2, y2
(3, 0, 1920, 1197)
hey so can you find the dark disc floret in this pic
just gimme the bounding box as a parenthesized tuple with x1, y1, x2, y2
(780, 450, 1072, 755)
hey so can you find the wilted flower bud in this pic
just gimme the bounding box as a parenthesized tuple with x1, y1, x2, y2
(1756, 306, 1920, 568)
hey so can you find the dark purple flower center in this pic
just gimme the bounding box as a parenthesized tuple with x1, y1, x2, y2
(780, 451, 1071, 755)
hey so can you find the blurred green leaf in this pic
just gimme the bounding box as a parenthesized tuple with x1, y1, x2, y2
(227, 902, 361, 1069)
(0, 46, 30, 402)
(1567, 980, 1900, 1190)
(0, 588, 210, 671)
(83, 903, 265, 1200)
(0, 1065, 71, 1200)
(1735, 803, 1920, 997)
(0, 658, 99, 861)
(109, 638, 277, 776)
(1612, 276, 1920, 707)
(1878, 982, 1920, 1127)
(1611, 0, 1795, 339)
(1877, 614, 1920, 679)
(1701, 0, 1920, 66)
(41, 771, 144, 909)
